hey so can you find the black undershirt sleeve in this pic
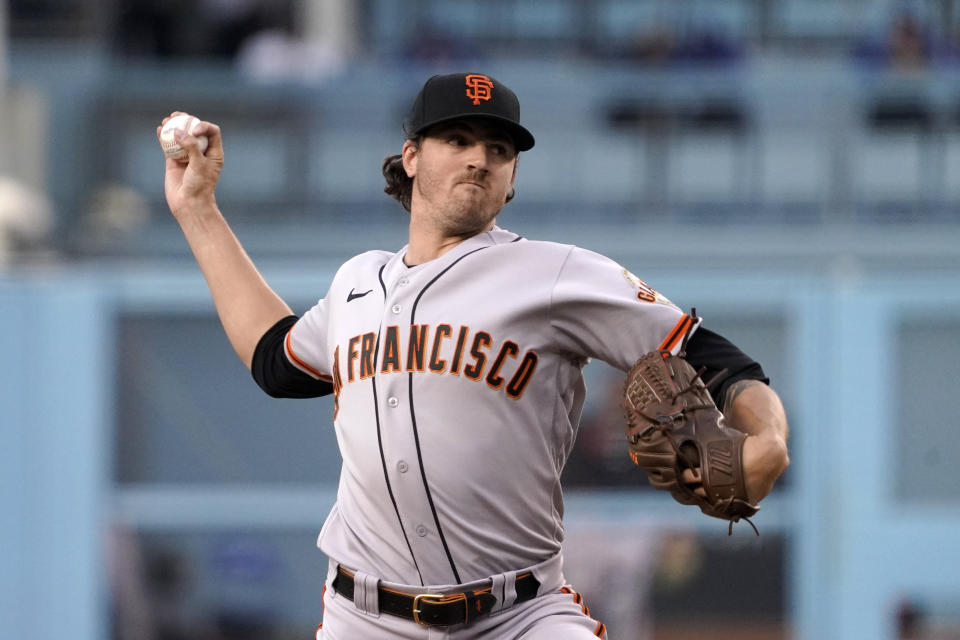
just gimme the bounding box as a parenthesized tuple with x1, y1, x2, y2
(251, 315, 334, 398)
(683, 326, 769, 411)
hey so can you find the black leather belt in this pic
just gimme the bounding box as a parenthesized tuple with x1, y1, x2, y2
(332, 566, 540, 627)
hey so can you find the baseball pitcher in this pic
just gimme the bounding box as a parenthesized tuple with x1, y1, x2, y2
(159, 72, 789, 639)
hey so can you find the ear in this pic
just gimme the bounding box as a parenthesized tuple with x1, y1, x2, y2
(509, 156, 519, 188)
(401, 139, 418, 178)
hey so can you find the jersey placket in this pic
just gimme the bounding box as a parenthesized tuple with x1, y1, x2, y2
(375, 263, 454, 584)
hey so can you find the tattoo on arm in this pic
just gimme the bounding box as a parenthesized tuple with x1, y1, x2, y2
(723, 379, 764, 412)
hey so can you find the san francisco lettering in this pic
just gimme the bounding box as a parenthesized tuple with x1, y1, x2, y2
(343, 324, 538, 399)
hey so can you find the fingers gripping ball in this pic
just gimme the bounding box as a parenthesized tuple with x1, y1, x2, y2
(622, 309, 760, 534)
(160, 114, 208, 162)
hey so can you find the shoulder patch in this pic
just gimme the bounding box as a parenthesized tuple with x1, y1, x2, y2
(622, 268, 673, 305)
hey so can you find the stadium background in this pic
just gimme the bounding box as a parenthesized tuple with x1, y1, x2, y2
(2, 1, 960, 638)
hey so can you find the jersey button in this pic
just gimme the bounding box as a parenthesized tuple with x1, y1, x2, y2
(391, 304, 402, 314)
(387, 396, 399, 408)
(416, 525, 428, 537)
(398, 277, 409, 286)
(397, 460, 409, 473)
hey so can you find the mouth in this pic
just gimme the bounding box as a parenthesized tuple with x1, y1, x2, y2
(457, 179, 487, 189)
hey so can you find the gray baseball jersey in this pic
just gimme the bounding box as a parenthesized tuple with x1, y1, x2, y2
(284, 226, 697, 588)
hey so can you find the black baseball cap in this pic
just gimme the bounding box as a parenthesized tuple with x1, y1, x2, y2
(405, 72, 535, 151)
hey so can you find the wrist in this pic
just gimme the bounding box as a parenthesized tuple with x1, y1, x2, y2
(743, 435, 790, 503)
(172, 195, 219, 221)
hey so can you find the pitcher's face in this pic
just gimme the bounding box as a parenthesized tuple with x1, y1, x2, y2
(403, 119, 518, 236)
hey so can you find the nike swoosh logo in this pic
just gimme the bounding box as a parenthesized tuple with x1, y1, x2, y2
(347, 288, 373, 302)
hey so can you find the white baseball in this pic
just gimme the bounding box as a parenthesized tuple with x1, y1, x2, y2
(159, 114, 208, 162)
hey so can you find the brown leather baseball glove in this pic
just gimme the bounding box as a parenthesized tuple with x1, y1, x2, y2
(623, 311, 759, 534)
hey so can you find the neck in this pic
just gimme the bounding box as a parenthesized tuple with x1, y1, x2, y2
(404, 215, 494, 265)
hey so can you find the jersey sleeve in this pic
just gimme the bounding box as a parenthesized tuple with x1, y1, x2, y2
(251, 315, 334, 398)
(683, 326, 769, 409)
(549, 246, 698, 371)
(285, 296, 334, 380)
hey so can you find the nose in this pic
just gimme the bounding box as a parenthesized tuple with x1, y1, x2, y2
(465, 142, 490, 171)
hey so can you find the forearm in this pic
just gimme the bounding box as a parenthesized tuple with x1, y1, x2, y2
(159, 114, 291, 368)
(724, 379, 790, 501)
(177, 202, 292, 369)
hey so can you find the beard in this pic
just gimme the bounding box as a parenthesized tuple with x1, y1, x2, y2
(415, 170, 507, 235)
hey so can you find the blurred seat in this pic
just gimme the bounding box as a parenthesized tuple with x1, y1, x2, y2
(856, 95, 939, 217)
(603, 99, 673, 207)
(867, 98, 933, 131)
(941, 99, 960, 204)
(667, 99, 754, 212)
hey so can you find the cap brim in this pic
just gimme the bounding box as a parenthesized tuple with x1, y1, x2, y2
(412, 113, 535, 152)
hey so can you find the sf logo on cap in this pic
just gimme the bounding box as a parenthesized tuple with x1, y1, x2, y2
(465, 74, 494, 105)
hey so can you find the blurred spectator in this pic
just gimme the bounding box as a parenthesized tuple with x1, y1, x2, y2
(74, 183, 150, 254)
(622, 26, 742, 67)
(896, 598, 924, 640)
(107, 522, 157, 640)
(208, 535, 283, 640)
(202, 0, 278, 60)
(107, 524, 210, 640)
(399, 26, 484, 66)
(144, 545, 206, 640)
(0, 175, 54, 266)
(562, 524, 661, 640)
(850, 10, 956, 71)
(236, 29, 346, 84)
(887, 12, 929, 70)
(562, 524, 702, 640)
(113, 0, 347, 84)
(628, 27, 676, 66)
(113, 0, 291, 59)
(674, 30, 743, 65)
(113, 0, 182, 58)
